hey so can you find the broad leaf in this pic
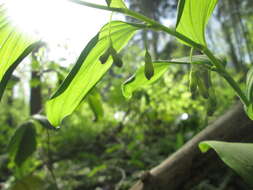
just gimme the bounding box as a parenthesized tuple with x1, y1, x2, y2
(122, 55, 212, 99)
(0, 4, 41, 100)
(8, 122, 37, 167)
(46, 21, 142, 126)
(106, 0, 127, 8)
(176, 0, 218, 46)
(199, 141, 253, 187)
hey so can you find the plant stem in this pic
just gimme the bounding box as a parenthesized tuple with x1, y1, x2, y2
(69, 0, 249, 106)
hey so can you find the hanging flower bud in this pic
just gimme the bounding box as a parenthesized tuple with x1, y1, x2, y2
(110, 46, 123, 67)
(207, 89, 217, 116)
(196, 76, 209, 99)
(99, 47, 111, 64)
(189, 66, 197, 96)
(144, 50, 154, 80)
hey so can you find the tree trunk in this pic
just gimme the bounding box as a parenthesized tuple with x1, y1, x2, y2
(130, 103, 253, 190)
(30, 51, 42, 115)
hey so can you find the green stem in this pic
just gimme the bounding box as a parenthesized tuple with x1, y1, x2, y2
(69, 0, 249, 106)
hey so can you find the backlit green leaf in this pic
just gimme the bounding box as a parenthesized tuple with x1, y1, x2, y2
(176, 0, 218, 46)
(122, 55, 212, 99)
(122, 62, 169, 99)
(106, 0, 127, 8)
(199, 141, 253, 187)
(46, 21, 142, 126)
(8, 122, 37, 167)
(0, 4, 41, 100)
(176, 0, 186, 27)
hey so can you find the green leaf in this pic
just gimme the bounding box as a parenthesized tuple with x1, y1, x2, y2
(122, 55, 212, 99)
(11, 175, 45, 190)
(106, 0, 127, 8)
(8, 122, 37, 167)
(46, 21, 142, 126)
(122, 62, 169, 99)
(199, 141, 253, 187)
(0, 4, 41, 100)
(87, 89, 104, 122)
(176, 0, 218, 46)
(176, 0, 186, 27)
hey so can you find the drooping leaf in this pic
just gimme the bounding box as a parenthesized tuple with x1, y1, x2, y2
(122, 55, 212, 99)
(106, 0, 127, 8)
(8, 122, 37, 167)
(46, 21, 143, 126)
(199, 141, 253, 187)
(176, 0, 218, 46)
(11, 175, 45, 190)
(87, 89, 104, 122)
(0, 4, 41, 100)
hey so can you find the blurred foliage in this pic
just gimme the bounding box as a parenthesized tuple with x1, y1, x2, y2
(1, 0, 253, 189)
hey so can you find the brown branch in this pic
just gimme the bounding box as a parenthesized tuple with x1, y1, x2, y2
(130, 103, 253, 190)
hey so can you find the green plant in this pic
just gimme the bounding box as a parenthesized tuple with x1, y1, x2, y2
(1, 0, 253, 188)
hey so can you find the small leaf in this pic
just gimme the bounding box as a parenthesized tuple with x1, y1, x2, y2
(199, 141, 253, 187)
(144, 50, 154, 80)
(8, 122, 37, 167)
(46, 21, 143, 126)
(106, 0, 127, 8)
(122, 62, 169, 99)
(176, 0, 218, 46)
